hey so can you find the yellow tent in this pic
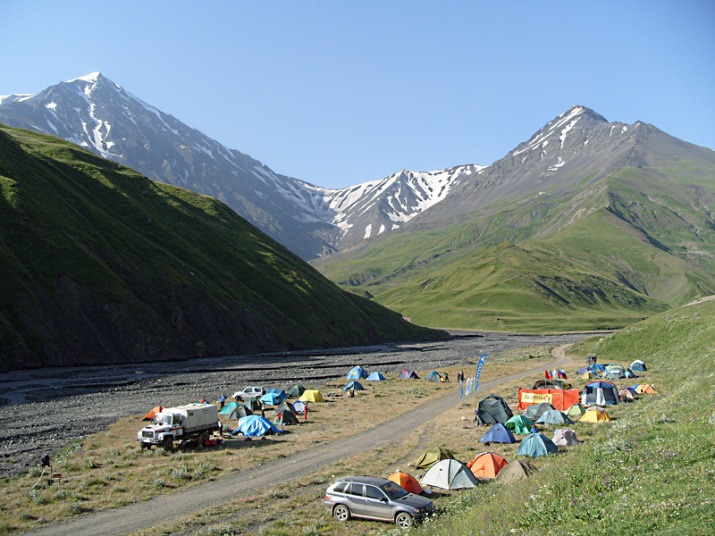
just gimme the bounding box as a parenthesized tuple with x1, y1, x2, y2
(580, 371, 596, 380)
(580, 407, 611, 423)
(635, 384, 658, 394)
(299, 389, 326, 403)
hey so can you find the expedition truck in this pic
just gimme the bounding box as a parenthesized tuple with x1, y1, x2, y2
(137, 404, 219, 449)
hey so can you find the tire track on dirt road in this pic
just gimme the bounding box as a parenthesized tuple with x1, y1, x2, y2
(28, 348, 573, 536)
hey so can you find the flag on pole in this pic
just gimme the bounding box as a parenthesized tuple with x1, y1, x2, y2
(474, 354, 487, 394)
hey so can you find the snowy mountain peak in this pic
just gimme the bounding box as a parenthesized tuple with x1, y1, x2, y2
(67, 72, 103, 84)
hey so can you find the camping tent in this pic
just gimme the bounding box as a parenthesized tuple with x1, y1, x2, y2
(231, 415, 284, 436)
(531, 379, 570, 390)
(420, 459, 478, 490)
(536, 410, 574, 425)
(143, 405, 165, 421)
(635, 384, 658, 394)
(517, 433, 559, 457)
(397, 370, 420, 379)
(619, 388, 636, 402)
(480, 423, 517, 444)
(505, 414, 534, 435)
(496, 460, 534, 483)
(415, 446, 455, 470)
(366, 371, 387, 381)
(565, 403, 587, 419)
(523, 402, 556, 420)
(553, 429, 580, 446)
(299, 390, 326, 403)
(580, 407, 611, 423)
(275, 401, 297, 415)
(582, 381, 620, 406)
(347, 366, 368, 379)
(219, 401, 240, 415)
(388, 472, 424, 495)
(631, 360, 647, 372)
(260, 392, 285, 406)
(291, 400, 307, 413)
(475, 395, 513, 425)
(581, 371, 596, 380)
(273, 410, 299, 425)
(227, 405, 252, 420)
(242, 397, 262, 411)
(426, 371, 442, 382)
(605, 365, 629, 380)
(266, 388, 288, 398)
(343, 381, 365, 391)
(467, 452, 508, 479)
(287, 385, 306, 398)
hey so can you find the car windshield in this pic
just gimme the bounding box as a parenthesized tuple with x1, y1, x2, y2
(380, 482, 408, 500)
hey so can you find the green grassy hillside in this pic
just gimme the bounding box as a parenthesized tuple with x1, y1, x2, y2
(416, 299, 715, 535)
(312, 164, 715, 332)
(0, 124, 447, 370)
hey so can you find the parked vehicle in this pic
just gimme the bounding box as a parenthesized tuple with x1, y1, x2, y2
(137, 404, 219, 449)
(232, 386, 265, 400)
(324, 476, 434, 528)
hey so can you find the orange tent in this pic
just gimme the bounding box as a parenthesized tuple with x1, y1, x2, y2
(143, 405, 165, 421)
(635, 384, 659, 394)
(467, 452, 508, 479)
(388, 471, 424, 495)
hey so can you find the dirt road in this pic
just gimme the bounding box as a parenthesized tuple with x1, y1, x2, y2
(27, 348, 573, 536)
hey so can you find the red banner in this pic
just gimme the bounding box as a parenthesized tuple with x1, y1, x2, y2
(517, 388, 580, 411)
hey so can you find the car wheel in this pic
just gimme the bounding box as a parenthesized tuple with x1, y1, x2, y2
(395, 512, 413, 529)
(333, 504, 351, 522)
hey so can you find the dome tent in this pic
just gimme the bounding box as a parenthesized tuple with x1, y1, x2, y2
(343, 381, 365, 391)
(420, 459, 478, 490)
(582, 381, 620, 406)
(347, 366, 368, 379)
(426, 371, 442, 382)
(523, 402, 555, 420)
(480, 423, 517, 444)
(415, 446, 455, 470)
(475, 394, 513, 425)
(397, 369, 419, 379)
(388, 472, 424, 495)
(366, 371, 387, 381)
(467, 452, 509, 479)
(553, 429, 580, 446)
(287, 385, 305, 398)
(536, 410, 574, 425)
(496, 460, 534, 483)
(505, 414, 534, 435)
(299, 390, 326, 403)
(517, 433, 559, 457)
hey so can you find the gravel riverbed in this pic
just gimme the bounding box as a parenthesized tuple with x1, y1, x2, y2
(0, 331, 587, 478)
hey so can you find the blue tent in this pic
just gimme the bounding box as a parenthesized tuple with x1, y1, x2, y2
(343, 381, 365, 391)
(231, 415, 284, 437)
(426, 371, 442, 382)
(347, 366, 368, 379)
(536, 410, 574, 425)
(219, 401, 240, 415)
(366, 371, 386, 381)
(480, 423, 517, 444)
(265, 388, 289, 398)
(260, 392, 286, 405)
(517, 433, 559, 457)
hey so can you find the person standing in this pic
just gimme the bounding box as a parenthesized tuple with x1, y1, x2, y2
(219, 393, 226, 410)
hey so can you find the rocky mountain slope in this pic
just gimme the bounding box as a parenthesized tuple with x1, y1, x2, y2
(0, 124, 447, 371)
(0, 73, 475, 259)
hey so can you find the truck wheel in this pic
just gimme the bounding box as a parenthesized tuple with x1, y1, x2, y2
(140, 442, 149, 450)
(395, 512, 414, 529)
(333, 504, 350, 522)
(161, 436, 173, 450)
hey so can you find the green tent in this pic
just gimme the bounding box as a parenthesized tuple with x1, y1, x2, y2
(288, 385, 306, 398)
(415, 446, 455, 470)
(505, 414, 534, 435)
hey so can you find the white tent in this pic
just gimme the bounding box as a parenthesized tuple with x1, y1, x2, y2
(419, 459, 478, 490)
(553, 428, 580, 446)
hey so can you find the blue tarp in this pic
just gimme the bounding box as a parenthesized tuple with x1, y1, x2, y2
(231, 415, 284, 437)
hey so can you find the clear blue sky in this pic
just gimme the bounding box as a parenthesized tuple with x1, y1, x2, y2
(2, 1, 714, 189)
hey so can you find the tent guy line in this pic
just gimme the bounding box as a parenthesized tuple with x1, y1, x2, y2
(26, 352, 571, 536)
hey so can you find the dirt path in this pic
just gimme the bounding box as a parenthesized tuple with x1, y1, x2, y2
(27, 350, 572, 536)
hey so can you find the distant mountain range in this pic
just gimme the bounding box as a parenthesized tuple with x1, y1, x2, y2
(3, 74, 714, 334)
(0, 124, 446, 371)
(0, 73, 476, 260)
(312, 106, 715, 332)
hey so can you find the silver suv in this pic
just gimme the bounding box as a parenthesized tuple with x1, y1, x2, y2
(324, 475, 435, 528)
